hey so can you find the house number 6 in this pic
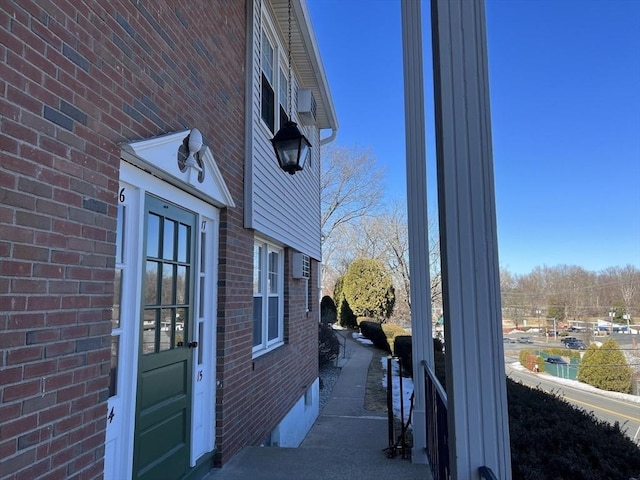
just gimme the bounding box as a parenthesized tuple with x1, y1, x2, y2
(119, 188, 126, 203)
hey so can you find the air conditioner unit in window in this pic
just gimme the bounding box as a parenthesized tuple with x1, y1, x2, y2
(292, 253, 310, 279)
(297, 89, 317, 126)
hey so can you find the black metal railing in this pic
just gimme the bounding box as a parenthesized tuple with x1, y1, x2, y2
(479, 466, 499, 480)
(422, 360, 449, 480)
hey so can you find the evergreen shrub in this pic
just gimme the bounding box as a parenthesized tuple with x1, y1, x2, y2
(339, 298, 358, 329)
(394, 335, 413, 377)
(359, 320, 391, 353)
(433, 349, 640, 479)
(320, 295, 337, 324)
(382, 323, 406, 342)
(342, 258, 395, 321)
(318, 322, 340, 365)
(391, 336, 444, 379)
(577, 338, 633, 393)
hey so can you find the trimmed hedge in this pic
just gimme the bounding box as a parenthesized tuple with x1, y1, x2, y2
(318, 323, 340, 365)
(394, 335, 413, 376)
(359, 321, 391, 353)
(382, 323, 407, 342)
(433, 348, 640, 479)
(320, 295, 337, 324)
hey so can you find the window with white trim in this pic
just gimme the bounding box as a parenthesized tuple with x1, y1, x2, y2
(260, 15, 290, 134)
(261, 28, 276, 132)
(253, 239, 284, 354)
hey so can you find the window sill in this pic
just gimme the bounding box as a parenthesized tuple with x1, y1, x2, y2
(252, 340, 285, 360)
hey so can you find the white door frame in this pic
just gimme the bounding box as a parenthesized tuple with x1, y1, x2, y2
(105, 161, 219, 480)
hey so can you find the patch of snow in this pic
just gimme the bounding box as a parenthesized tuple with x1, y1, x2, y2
(381, 357, 414, 426)
(352, 332, 373, 346)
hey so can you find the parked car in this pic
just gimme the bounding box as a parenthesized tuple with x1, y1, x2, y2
(545, 356, 568, 365)
(503, 337, 515, 343)
(518, 336, 533, 344)
(566, 341, 586, 350)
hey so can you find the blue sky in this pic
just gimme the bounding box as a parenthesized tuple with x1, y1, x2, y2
(307, 0, 640, 275)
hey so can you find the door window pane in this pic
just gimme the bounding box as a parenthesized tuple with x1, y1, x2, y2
(199, 276, 205, 319)
(163, 219, 176, 260)
(109, 336, 119, 397)
(197, 321, 204, 365)
(200, 231, 206, 272)
(177, 223, 188, 262)
(142, 309, 157, 354)
(162, 264, 175, 305)
(145, 261, 159, 306)
(146, 213, 160, 258)
(112, 268, 122, 329)
(116, 204, 125, 263)
(159, 308, 173, 351)
(176, 308, 187, 347)
(176, 266, 187, 304)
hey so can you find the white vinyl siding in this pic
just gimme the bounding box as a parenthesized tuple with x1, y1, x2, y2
(246, 0, 322, 261)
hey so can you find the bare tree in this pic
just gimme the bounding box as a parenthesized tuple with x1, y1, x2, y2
(321, 146, 384, 244)
(608, 265, 640, 318)
(353, 204, 441, 325)
(500, 264, 640, 328)
(320, 146, 384, 292)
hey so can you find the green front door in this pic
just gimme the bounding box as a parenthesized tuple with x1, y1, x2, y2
(133, 195, 196, 480)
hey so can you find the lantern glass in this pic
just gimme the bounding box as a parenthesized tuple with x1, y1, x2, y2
(271, 121, 311, 174)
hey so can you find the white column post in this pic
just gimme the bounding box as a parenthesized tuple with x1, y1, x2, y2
(401, 0, 432, 465)
(430, 0, 512, 478)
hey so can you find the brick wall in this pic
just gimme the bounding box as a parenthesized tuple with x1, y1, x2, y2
(2, 0, 320, 475)
(1, 1, 247, 478)
(215, 245, 320, 465)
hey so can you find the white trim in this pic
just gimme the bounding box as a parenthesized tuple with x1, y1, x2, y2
(104, 160, 220, 479)
(259, 3, 290, 135)
(252, 237, 285, 356)
(104, 180, 142, 480)
(191, 212, 219, 464)
(121, 130, 235, 209)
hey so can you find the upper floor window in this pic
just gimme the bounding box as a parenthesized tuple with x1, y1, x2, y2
(260, 17, 290, 134)
(261, 29, 276, 132)
(253, 239, 284, 355)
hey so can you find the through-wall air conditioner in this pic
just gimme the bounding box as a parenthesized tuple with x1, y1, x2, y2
(297, 89, 317, 126)
(292, 253, 310, 279)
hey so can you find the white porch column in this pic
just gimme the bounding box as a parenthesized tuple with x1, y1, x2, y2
(401, 0, 432, 465)
(430, 0, 512, 479)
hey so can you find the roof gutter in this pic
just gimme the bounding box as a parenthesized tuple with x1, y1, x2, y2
(320, 128, 337, 146)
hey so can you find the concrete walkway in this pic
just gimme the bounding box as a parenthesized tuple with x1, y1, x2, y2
(205, 331, 429, 480)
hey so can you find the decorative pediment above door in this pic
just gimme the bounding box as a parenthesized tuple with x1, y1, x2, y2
(121, 130, 235, 208)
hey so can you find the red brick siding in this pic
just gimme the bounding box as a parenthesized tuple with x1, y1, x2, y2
(2, 0, 319, 475)
(214, 247, 319, 465)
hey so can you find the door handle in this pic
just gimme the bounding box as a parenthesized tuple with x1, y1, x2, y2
(188, 341, 198, 348)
